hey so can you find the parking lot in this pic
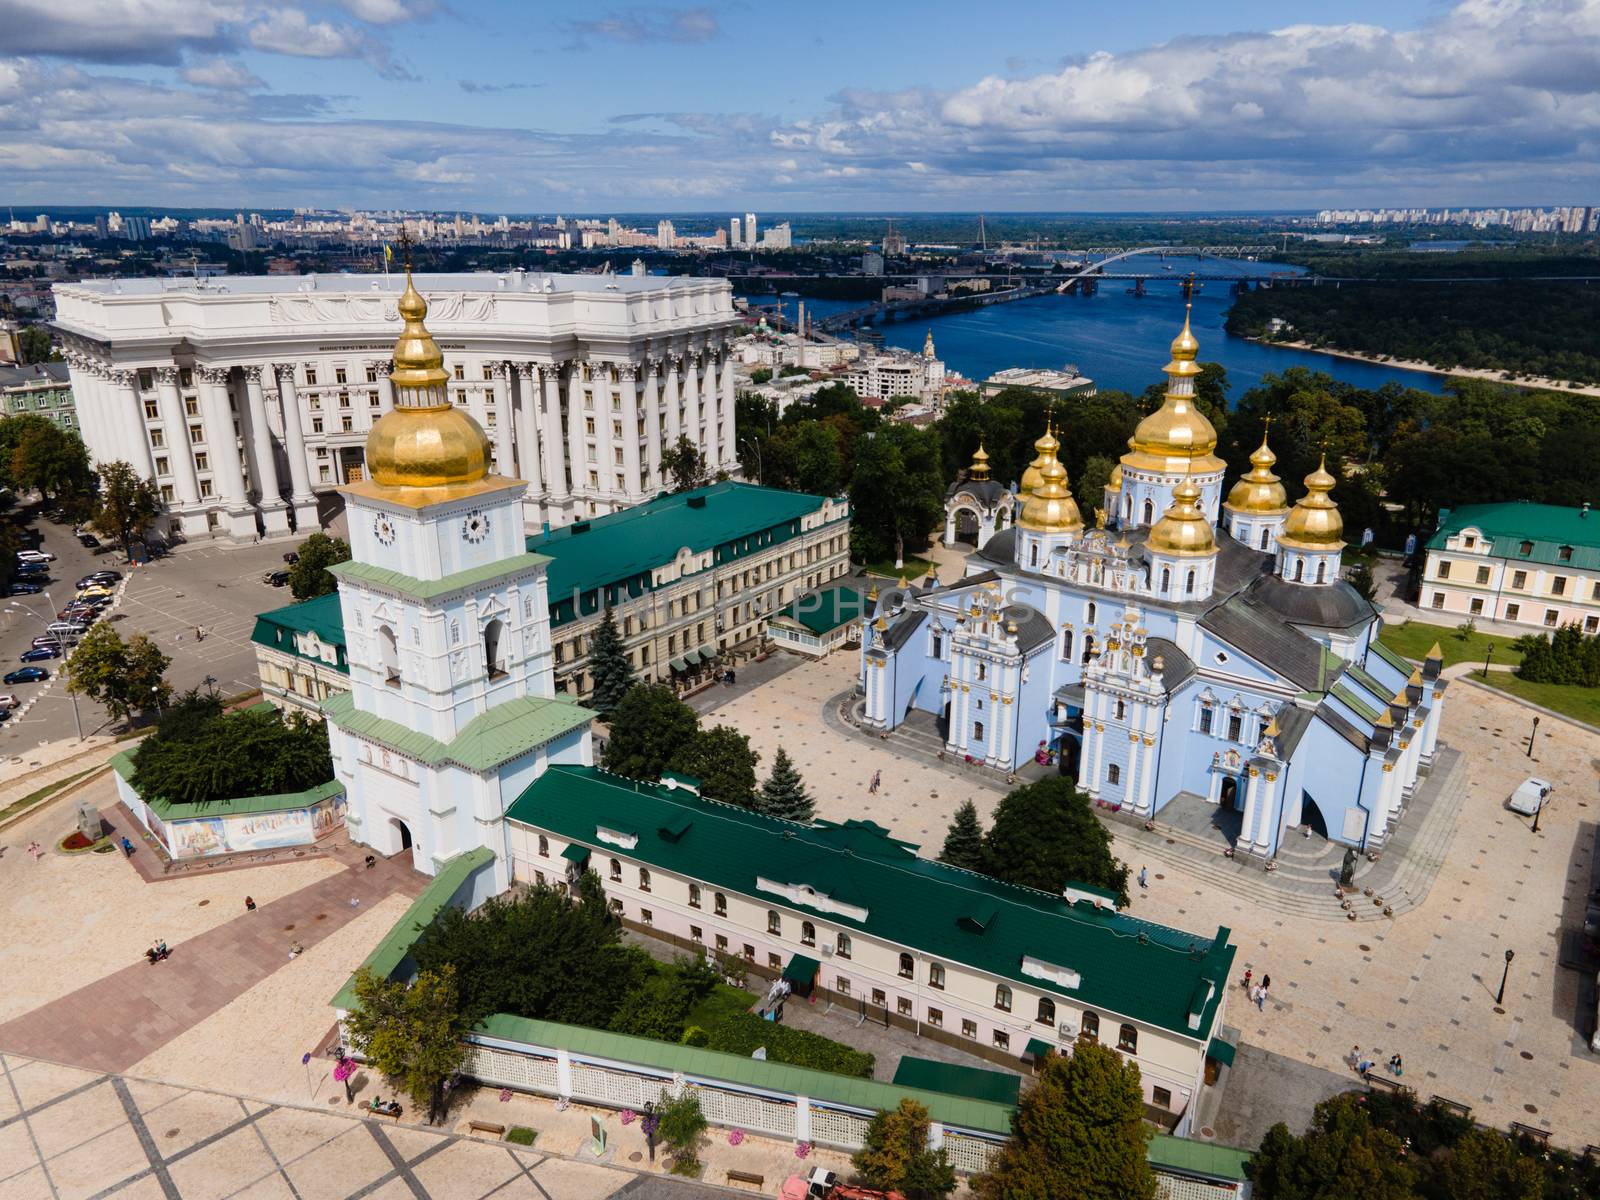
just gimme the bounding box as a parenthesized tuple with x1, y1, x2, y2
(0, 512, 307, 753)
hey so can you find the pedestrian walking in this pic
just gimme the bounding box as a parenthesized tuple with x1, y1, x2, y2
(1357, 1052, 1374, 1077)
(27, 841, 42, 862)
(1242, 967, 1253, 992)
(244, 895, 256, 911)
(869, 770, 881, 794)
(1138, 865, 1148, 890)
(120, 836, 134, 857)
(1256, 984, 1268, 1011)
(1350, 1046, 1363, 1072)
(1261, 973, 1272, 991)
(1389, 1053, 1404, 1077)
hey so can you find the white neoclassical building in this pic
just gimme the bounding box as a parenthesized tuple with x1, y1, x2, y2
(51, 271, 742, 541)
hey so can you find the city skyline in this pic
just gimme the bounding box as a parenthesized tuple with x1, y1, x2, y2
(0, 1, 1597, 212)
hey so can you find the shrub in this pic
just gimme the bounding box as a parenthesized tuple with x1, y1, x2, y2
(705, 1012, 875, 1077)
(681, 1025, 711, 1047)
(656, 1090, 708, 1174)
(505, 1126, 536, 1146)
(130, 692, 333, 805)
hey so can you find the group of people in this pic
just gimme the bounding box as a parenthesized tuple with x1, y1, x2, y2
(144, 939, 169, 964)
(1242, 967, 1272, 1011)
(1353, 1046, 1404, 1078)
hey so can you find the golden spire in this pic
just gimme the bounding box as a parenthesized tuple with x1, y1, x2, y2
(1170, 301, 1200, 361)
(1018, 418, 1058, 497)
(1017, 418, 1083, 535)
(1225, 417, 1288, 516)
(1147, 473, 1217, 557)
(1121, 306, 1223, 474)
(1425, 641, 1444, 661)
(1278, 453, 1346, 551)
(1407, 667, 1423, 686)
(968, 440, 991, 481)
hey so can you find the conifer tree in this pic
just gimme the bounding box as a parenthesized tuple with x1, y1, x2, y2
(586, 607, 636, 720)
(938, 800, 985, 871)
(757, 746, 814, 822)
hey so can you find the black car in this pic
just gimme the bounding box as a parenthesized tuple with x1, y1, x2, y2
(76, 572, 121, 588)
(283, 551, 299, 564)
(77, 533, 100, 548)
(15, 562, 48, 577)
(6, 583, 42, 595)
(265, 570, 291, 587)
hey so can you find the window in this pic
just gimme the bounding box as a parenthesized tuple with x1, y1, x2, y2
(898, 953, 914, 979)
(609, 858, 622, 881)
(1228, 712, 1243, 742)
(1554, 576, 1568, 596)
(1316, 560, 1327, 584)
(304, 368, 317, 385)
(769, 953, 782, 970)
(1294, 560, 1304, 582)
(154, 456, 169, 476)
(836, 932, 851, 959)
(1142, 498, 1153, 525)
(1081, 1011, 1100, 1041)
(928, 962, 944, 989)
(1107, 764, 1121, 786)
(993, 1030, 1010, 1051)
(638, 868, 651, 892)
(995, 984, 1012, 1012)
(144, 400, 159, 419)
(453, 364, 465, 381)
(932, 632, 943, 658)
(1431, 592, 1444, 609)
(961, 1019, 978, 1039)
(1259, 528, 1270, 551)
(1587, 616, 1598, 634)
(1118, 1023, 1138, 1053)
(1476, 565, 1491, 585)
(1037, 997, 1056, 1026)
(1060, 630, 1073, 660)
(1153, 1086, 1172, 1109)
(1546, 609, 1560, 627)
(640, 908, 653, 927)
(1519, 540, 1534, 555)
(714, 892, 727, 916)
(977, 662, 986, 682)
(193, 452, 208, 471)
(688, 883, 701, 909)
(767, 910, 781, 935)
(973, 720, 985, 741)
(1185, 569, 1196, 595)
(1086, 602, 1097, 624)
(1512, 570, 1527, 588)
(1029, 542, 1038, 567)
(1114, 699, 1125, 721)
(1506, 603, 1520, 621)
(836, 977, 851, 996)
(801, 921, 816, 947)
(1560, 545, 1574, 562)
(1160, 566, 1170, 593)
(609, 899, 624, 915)
(1470, 598, 1484, 615)
(1199, 706, 1214, 735)
(871, 988, 886, 1007)
(927, 1007, 943, 1028)
(537, 835, 548, 857)
(483, 618, 506, 679)
(715, 934, 728, 952)
(1437, 560, 1452, 579)
(743, 944, 755, 962)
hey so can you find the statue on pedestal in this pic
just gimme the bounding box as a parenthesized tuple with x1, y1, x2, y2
(1339, 846, 1358, 889)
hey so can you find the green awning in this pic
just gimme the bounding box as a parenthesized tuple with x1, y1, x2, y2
(1024, 1037, 1055, 1061)
(782, 954, 820, 986)
(683, 649, 702, 667)
(669, 656, 688, 672)
(892, 1057, 1021, 1105)
(560, 844, 590, 864)
(1206, 1037, 1236, 1067)
(697, 644, 715, 661)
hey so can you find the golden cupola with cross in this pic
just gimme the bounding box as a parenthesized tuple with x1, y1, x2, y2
(1121, 306, 1226, 475)
(1013, 418, 1083, 572)
(1277, 454, 1346, 587)
(1223, 419, 1293, 554)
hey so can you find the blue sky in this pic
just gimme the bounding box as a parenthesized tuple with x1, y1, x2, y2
(1, 0, 1596, 212)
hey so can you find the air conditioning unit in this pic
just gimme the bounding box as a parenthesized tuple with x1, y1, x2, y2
(1058, 1022, 1078, 1039)
(820, 944, 834, 957)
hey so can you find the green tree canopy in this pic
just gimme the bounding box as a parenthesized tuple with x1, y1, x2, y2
(853, 1099, 956, 1199)
(586, 607, 637, 719)
(0, 415, 92, 501)
(938, 799, 986, 872)
(756, 746, 814, 821)
(661, 435, 710, 493)
(982, 777, 1129, 906)
(89, 460, 160, 553)
(129, 690, 333, 803)
(668, 724, 759, 806)
(974, 1043, 1156, 1200)
(344, 965, 471, 1125)
(849, 422, 946, 567)
(65, 624, 172, 727)
(656, 1089, 709, 1174)
(1247, 1093, 1419, 1200)
(602, 683, 701, 781)
(17, 326, 54, 364)
(288, 532, 351, 600)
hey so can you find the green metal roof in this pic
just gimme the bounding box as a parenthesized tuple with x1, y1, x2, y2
(506, 766, 1234, 1040)
(892, 1057, 1021, 1106)
(1147, 1133, 1251, 1183)
(527, 481, 844, 626)
(1431, 502, 1600, 570)
(471, 1013, 1016, 1136)
(1370, 639, 1414, 673)
(330, 847, 495, 1012)
(250, 592, 349, 675)
(110, 749, 344, 819)
(1206, 1037, 1237, 1067)
(328, 551, 550, 602)
(775, 585, 869, 636)
(1330, 683, 1381, 724)
(321, 689, 591, 773)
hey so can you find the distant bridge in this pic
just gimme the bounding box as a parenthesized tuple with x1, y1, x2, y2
(1056, 246, 1177, 293)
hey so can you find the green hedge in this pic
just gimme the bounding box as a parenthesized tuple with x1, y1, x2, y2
(705, 1012, 875, 1078)
(505, 1126, 536, 1146)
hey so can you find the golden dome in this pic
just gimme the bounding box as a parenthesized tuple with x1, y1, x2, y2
(1106, 464, 1122, 493)
(1225, 427, 1289, 515)
(1121, 305, 1225, 475)
(364, 268, 492, 489)
(1278, 455, 1346, 550)
(1017, 423, 1083, 535)
(1147, 476, 1218, 557)
(968, 441, 991, 481)
(1018, 423, 1058, 496)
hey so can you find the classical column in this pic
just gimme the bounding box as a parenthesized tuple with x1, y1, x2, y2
(273, 363, 320, 530)
(719, 341, 738, 470)
(106, 368, 155, 479)
(682, 350, 703, 461)
(1239, 768, 1262, 850)
(198, 367, 253, 538)
(511, 363, 542, 495)
(594, 367, 618, 508)
(243, 366, 289, 534)
(618, 364, 643, 501)
(540, 363, 568, 504)
(663, 353, 683, 448)
(154, 367, 201, 508)
(370, 361, 395, 412)
(564, 363, 586, 511)
(700, 350, 720, 472)
(642, 357, 663, 492)
(488, 361, 516, 479)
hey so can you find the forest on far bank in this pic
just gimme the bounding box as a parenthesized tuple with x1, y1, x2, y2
(1226, 279, 1600, 385)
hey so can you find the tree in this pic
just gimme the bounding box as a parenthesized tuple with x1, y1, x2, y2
(982, 777, 1129, 906)
(1074, 454, 1116, 519)
(1435, 1128, 1543, 1200)
(655, 1089, 708, 1175)
(344, 965, 471, 1125)
(974, 1043, 1156, 1200)
(129, 691, 333, 803)
(938, 800, 986, 871)
(849, 423, 946, 568)
(586, 607, 636, 719)
(661, 434, 709, 493)
(1247, 1093, 1418, 1200)
(854, 1099, 957, 1199)
(288, 532, 351, 600)
(0, 415, 92, 501)
(66, 624, 172, 727)
(1347, 560, 1378, 602)
(603, 683, 700, 781)
(756, 746, 813, 821)
(89, 460, 161, 555)
(17, 326, 53, 364)
(668, 724, 759, 806)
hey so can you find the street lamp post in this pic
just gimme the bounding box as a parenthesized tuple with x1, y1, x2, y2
(1482, 642, 1494, 680)
(1527, 714, 1541, 759)
(1496, 948, 1515, 1005)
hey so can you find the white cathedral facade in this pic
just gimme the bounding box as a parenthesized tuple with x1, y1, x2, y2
(862, 311, 1447, 859)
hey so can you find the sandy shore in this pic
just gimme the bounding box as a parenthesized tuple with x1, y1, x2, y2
(1257, 338, 1600, 398)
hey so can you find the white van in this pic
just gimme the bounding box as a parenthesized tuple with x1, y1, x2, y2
(1507, 777, 1553, 816)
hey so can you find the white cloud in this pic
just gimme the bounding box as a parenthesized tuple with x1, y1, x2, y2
(0, 0, 245, 64)
(247, 8, 414, 78)
(181, 56, 266, 90)
(564, 6, 719, 48)
(339, 0, 435, 23)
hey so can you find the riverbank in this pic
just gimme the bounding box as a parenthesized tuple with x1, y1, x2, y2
(1253, 337, 1600, 398)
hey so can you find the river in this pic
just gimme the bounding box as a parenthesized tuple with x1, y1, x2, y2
(740, 255, 1446, 399)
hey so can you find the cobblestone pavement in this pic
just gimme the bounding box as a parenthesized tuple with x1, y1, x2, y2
(702, 652, 1600, 1147)
(0, 1052, 728, 1200)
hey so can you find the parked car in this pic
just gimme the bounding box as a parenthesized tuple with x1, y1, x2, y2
(76, 587, 114, 601)
(77, 571, 121, 588)
(4, 667, 49, 684)
(15, 561, 49, 576)
(265, 570, 290, 587)
(1508, 777, 1553, 816)
(0, 708, 11, 723)
(283, 551, 299, 564)
(7, 583, 42, 595)
(31, 636, 60, 649)
(16, 549, 54, 563)
(76, 533, 100, 549)
(0, 693, 19, 708)
(19, 647, 58, 662)
(46, 621, 86, 638)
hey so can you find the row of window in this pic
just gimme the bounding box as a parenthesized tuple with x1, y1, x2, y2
(1433, 593, 1600, 631)
(1437, 559, 1596, 597)
(1457, 532, 1578, 563)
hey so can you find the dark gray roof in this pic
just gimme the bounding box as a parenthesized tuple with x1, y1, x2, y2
(1146, 637, 1196, 691)
(1273, 704, 1314, 758)
(0, 362, 69, 388)
(976, 526, 1016, 567)
(1199, 595, 1329, 692)
(1003, 605, 1055, 654)
(1313, 701, 1371, 754)
(884, 609, 928, 651)
(1249, 572, 1376, 631)
(945, 478, 1011, 509)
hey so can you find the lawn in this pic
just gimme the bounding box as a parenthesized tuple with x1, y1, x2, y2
(0, 766, 100, 825)
(1477, 673, 1600, 728)
(1378, 619, 1523, 670)
(684, 981, 755, 1032)
(860, 555, 937, 581)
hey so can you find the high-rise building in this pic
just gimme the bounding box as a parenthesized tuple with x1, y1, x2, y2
(729, 217, 742, 247)
(761, 222, 792, 250)
(656, 220, 676, 250)
(744, 212, 757, 247)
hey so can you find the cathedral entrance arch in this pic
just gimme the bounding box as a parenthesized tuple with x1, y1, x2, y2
(1219, 777, 1239, 811)
(939, 700, 951, 740)
(1301, 796, 1329, 840)
(391, 818, 413, 851)
(951, 507, 980, 546)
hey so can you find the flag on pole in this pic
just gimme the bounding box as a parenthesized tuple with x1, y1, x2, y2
(383, 242, 392, 276)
